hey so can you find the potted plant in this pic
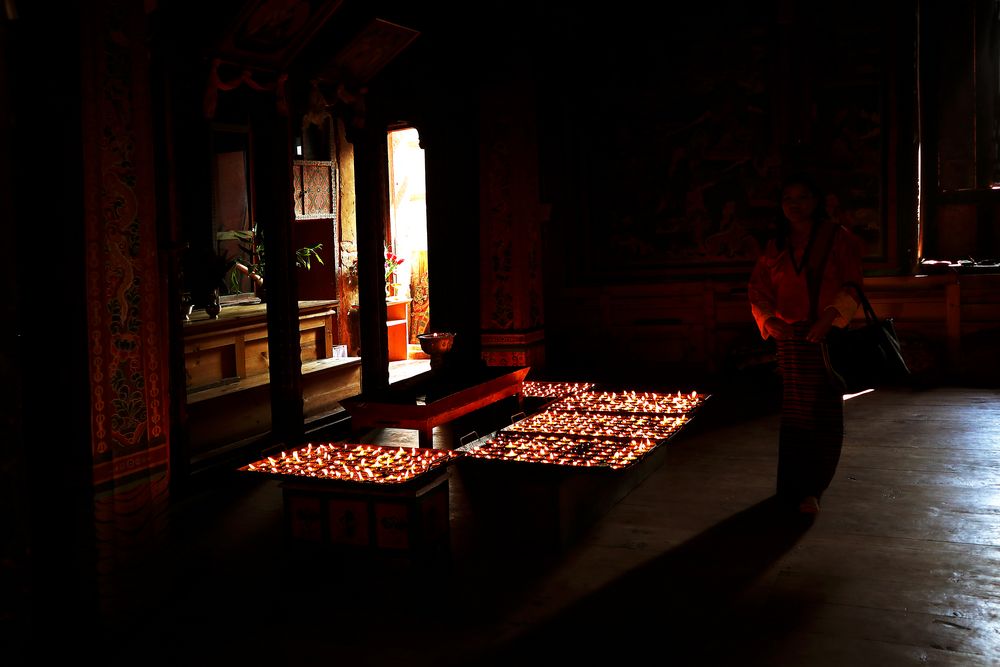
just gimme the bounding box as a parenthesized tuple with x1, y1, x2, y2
(226, 223, 324, 301)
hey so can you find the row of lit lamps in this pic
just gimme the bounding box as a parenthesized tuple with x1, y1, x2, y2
(240, 382, 706, 483)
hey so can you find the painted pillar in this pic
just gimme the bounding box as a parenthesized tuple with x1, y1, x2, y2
(479, 81, 546, 368)
(81, 0, 171, 620)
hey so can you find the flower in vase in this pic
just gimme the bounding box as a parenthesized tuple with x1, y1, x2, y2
(384, 247, 405, 281)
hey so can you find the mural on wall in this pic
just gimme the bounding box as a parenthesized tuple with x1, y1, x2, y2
(216, 0, 344, 69)
(813, 84, 887, 261)
(579, 16, 778, 276)
(569, 3, 891, 278)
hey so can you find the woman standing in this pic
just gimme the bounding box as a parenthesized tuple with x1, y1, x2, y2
(748, 174, 864, 516)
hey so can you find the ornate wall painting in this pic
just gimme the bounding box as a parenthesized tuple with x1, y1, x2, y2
(566, 3, 895, 281)
(215, 0, 345, 70)
(812, 83, 888, 262)
(573, 19, 779, 280)
(580, 78, 889, 279)
(325, 18, 421, 86)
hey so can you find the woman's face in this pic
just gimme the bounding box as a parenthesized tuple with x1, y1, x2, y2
(781, 184, 818, 224)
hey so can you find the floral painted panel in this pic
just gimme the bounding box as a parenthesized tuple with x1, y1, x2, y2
(300, 161, 335, 218)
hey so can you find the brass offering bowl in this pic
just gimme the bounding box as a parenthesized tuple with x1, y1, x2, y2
(417, 332, 456, 370)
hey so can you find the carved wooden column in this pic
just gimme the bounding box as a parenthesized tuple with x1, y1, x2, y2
(479, 81, 546, 368)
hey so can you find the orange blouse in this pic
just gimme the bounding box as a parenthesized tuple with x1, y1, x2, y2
(748, 223, 864, 339)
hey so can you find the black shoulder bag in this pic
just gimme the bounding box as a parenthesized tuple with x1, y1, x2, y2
(822, 281, 910, 393)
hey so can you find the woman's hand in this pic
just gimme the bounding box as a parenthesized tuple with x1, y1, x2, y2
(764, 317, 791, 340)
(806, 308, 838, 343)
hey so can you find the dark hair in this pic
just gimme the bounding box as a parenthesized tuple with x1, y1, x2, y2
(775, 172, 828, 250)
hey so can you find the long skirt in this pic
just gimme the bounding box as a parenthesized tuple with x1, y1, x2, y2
(775, 322, 844, 501)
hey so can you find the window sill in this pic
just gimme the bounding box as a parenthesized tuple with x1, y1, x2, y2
(919, 260, 1000, 275)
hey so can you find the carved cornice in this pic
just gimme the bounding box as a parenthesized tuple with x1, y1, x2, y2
(203, 58, 288, 119)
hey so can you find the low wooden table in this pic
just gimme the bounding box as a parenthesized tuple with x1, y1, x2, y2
(281, 469, 451, 563)
(340, 366, 530, 447)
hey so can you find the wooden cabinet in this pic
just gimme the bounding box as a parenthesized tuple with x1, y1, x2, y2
(183, 300, 338, 392)
(386, 297, 410, 361)
(183, 299, 364, 456)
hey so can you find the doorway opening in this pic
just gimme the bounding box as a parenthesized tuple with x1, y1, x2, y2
(387, 126, 431, 383)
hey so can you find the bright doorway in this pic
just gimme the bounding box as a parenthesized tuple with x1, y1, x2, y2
(387, 126, 431, 382)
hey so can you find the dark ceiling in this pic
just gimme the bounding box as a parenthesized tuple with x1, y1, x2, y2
(154, 0, 715, 94)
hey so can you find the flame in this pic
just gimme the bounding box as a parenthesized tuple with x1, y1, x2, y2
(241, 442, 457, 484)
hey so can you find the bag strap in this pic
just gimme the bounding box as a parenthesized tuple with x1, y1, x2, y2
(841, 280, 878, 324)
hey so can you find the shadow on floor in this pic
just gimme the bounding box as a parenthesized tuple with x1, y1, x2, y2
(479, 495, 813, 665)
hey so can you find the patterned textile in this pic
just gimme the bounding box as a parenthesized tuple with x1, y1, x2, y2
(775, 322, 844, 500)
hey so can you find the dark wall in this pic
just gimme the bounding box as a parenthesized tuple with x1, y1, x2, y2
(2, 1, 97, 652)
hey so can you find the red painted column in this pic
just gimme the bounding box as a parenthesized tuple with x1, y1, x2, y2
(479, 81, 547, 369)
(81, 0, 171, 620)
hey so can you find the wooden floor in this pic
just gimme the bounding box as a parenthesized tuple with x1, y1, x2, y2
(388, 356, 432, 384)
(101, 384, 1000, 666)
